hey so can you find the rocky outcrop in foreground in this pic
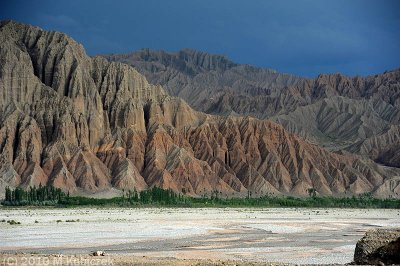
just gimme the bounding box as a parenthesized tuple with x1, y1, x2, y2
(354, 228, 400, 265)
(0, 20, 400, 197)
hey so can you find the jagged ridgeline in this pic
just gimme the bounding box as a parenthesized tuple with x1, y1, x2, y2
(0, 20, 400, 199)
(106, 50, 400, 166)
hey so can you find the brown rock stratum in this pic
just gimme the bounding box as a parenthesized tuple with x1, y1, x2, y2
(1, 21, 399, 198)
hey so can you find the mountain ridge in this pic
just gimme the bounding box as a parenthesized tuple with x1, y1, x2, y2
(105, 49, 400, 168)
(1, 20, 399, 198)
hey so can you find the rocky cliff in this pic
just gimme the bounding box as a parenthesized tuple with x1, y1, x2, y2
(106, 50, 400, 168)
(1, 21, 399, 198)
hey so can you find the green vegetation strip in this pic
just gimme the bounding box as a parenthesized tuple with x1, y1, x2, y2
(2, 186, 400, 208)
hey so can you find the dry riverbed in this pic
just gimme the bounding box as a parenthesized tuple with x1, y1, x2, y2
(0, 208, 399, 265)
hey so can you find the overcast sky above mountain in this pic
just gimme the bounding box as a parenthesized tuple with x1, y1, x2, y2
(2, 0, 399, 77)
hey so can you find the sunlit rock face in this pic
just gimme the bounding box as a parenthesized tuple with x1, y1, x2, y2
(1, 20, 399, 198)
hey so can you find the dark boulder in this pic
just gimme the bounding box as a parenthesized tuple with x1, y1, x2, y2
(354, 228, 400, 265)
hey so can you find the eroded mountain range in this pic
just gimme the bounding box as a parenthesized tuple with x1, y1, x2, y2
(1, 21, 399, 198)
(106, 49, 400, 167)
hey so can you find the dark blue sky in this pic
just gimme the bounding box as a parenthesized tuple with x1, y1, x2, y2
(1, 0, 399, 77)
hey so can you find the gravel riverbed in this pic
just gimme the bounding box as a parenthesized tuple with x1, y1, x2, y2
(1, 208, 399, 264)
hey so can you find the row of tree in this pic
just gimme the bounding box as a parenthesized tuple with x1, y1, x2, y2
(3, 185, 67, 205)
(125, 186, 185, 204)
(3, 185, 399, 208)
